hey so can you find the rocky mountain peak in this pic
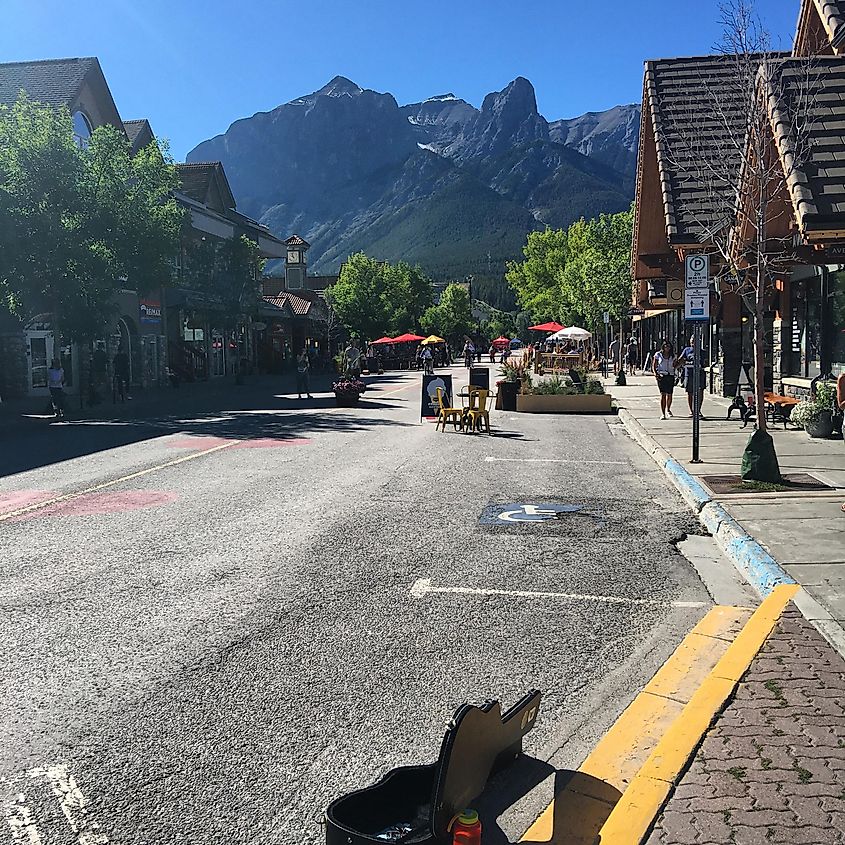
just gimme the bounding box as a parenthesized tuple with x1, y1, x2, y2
(316, 76, 363, 98)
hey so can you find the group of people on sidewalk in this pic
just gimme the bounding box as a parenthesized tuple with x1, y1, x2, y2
(650, 338, 706, 420)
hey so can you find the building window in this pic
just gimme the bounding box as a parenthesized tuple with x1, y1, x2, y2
(829, 270, 845, 375)
(72, 111, 92, 149)
(789, 275, 822, 378)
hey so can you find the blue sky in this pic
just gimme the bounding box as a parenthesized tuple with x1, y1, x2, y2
(2, 0, 801, 160)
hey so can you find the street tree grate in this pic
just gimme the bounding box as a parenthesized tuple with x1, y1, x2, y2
(702, 473, 831, 494)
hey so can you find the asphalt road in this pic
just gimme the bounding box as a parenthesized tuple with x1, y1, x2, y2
(0, 367, 714, 844)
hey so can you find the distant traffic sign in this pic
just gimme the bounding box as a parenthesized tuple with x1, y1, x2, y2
(685, 254, 710, 289)
(685, 288, 710, 321)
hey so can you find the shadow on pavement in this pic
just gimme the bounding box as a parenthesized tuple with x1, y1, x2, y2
(0, 390, 412, 479)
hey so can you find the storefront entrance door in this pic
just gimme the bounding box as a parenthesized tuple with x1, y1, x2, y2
(26, 331, 54, 395)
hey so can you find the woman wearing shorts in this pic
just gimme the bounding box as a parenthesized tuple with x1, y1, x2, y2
(652, 341, 677, 419)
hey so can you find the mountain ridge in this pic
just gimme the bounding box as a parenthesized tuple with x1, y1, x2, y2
(187, 76, 640, 278)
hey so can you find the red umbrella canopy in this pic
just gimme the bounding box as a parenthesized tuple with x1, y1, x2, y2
(392, 333, 426, 343)
(529, 321, 565, 333)
(491, 336, 511, 348)
(370, 336, 395, 344)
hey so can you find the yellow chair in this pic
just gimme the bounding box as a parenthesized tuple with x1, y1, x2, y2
(435, 387, 463, 432)
(464, 388, 491, 434)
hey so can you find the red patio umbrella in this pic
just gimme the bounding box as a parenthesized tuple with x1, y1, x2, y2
(528, 321, 565, 333)
(491, 336, 511, 349)
(370, 336, 395, 344)
(392, 333, 426, 343)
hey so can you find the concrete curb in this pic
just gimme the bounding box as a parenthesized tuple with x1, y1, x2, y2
(617, 408, 795, 596)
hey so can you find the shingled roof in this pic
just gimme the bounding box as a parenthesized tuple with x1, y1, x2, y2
(175, 162, 236, 210)
(765, 55, 845, 236)
(262, 290, 328, 320)
(795, 0, 845, 54)
(643, 54, 772, 245)
(123, 119, 154, 154)
(0, 57, 96, 108)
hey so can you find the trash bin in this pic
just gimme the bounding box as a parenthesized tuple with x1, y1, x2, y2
(499, 381, 518, 411)
(325, 690, 541, 844)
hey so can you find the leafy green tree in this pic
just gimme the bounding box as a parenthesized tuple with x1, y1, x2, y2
(386, 262, 433, 334)
(184, 234, 264, 329)
(327, 253, 434, 340)
(560, 210, 633, 331)
(421, 283, 473, 344)
(506, 209, 633, 332)
(505, 228, 568, 321)
(0, 94, 183, 341)
(326, 253, 391, 341)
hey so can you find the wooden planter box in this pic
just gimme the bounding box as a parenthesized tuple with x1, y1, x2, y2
(516, 393, 614, 414)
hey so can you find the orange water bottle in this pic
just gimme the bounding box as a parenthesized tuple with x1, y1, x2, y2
(452, 809, 482, 845)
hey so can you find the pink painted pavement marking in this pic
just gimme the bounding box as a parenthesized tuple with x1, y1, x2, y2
(0, 490, 55, 515)
(168, 436, 311, 449)
(4, 490, 178, 523)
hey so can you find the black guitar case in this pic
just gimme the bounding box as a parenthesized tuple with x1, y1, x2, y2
(325, 690, 541, 844)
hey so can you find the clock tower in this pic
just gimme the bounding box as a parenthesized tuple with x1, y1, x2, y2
(284, 234, 310, 290)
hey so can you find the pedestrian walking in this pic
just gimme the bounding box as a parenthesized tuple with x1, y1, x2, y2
(489, 344, 496, 363)
(113, 346, 131, 402)
(343, 339, 361, 377)
(625, 337, 638, 375)
(296, 349, 312, 399)
(462, 340, 474, 369)
(652, 340, 677, 419)
(47, 358, 66, 419)
(609, 335, 621, 374)
(680, 336, 706, 418)
(421, 345, 434, 374)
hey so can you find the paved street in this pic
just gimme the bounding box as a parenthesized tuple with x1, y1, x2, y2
(1, 366, 716, 843)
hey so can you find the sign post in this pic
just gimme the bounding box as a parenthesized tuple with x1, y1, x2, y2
(603, 312, 610, 377)
(685, 255, 710, 463)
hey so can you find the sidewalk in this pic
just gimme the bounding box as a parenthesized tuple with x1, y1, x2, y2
(645, 604, 845, 845)
(607, 375, 845, 649)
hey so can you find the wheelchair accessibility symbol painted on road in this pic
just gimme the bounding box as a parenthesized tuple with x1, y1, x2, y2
(479, 502, 584, 525)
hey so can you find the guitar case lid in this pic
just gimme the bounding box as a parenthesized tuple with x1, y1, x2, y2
(429, 689, 541, 841)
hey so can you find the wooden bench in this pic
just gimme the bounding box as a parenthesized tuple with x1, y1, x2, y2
(764, 392, 799, 428)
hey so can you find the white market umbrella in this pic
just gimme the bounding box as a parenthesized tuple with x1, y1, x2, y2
(548, 326, 591, 341)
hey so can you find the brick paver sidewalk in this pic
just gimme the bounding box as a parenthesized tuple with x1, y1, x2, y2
(646, 608, 845, 844)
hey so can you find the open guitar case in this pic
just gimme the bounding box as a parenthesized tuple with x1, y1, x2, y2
(325, 690, 541, 844)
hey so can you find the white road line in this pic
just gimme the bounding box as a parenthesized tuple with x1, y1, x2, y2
(28, 764, 110, 845)
(3, 794, 44, 845)
(484, 457, 626, 465)
(409, 578, 707, 608)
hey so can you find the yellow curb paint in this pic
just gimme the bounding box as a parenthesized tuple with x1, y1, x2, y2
(0, 440, 237, 523)
(519, 604, 752, 844)
(597, 584, 799, 845)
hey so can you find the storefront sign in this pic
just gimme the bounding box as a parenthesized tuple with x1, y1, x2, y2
(140, 299, 162, 325)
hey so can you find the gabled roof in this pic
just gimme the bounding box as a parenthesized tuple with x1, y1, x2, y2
(124, 119, 155, 154)
(0, 56, 97, 108)
(262, 290, 327, 320)
(284, 234, 310, 248)
(765, 55, 845, 236)
(175, 162, 236, 211)
(643, 54, 768, 245)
